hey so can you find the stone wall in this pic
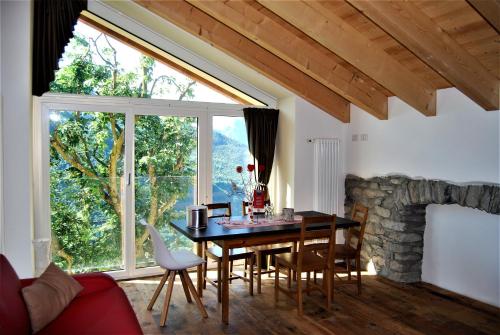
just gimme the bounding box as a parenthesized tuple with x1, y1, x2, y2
(345, 175, 500, 283)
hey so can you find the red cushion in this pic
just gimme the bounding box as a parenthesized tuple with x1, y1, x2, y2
(0, 254, 31, 334)
(73, 272, 119, 296)
(37, 285, 142, 335)
(2, 255, 142, 335)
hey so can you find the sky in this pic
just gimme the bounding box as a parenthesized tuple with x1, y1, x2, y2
(213, 116, 248, 145)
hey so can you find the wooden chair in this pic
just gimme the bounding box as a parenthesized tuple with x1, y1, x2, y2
(334, 203, 368, 295)
(143, 222, 208, 326)
(202, 202, 255, 301)
(274, 215, 336, 316)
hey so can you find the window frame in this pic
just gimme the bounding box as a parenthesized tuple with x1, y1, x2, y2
(33, 93, 251, 279)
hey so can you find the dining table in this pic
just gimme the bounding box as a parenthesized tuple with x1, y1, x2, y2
(170, 210, 360, 324)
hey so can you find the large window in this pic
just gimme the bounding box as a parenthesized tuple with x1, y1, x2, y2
(38, 94, 259, 278)
(35, 16, 265, 278)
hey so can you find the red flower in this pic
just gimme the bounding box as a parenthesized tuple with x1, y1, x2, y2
(258, 164, 265, 172)
(247, 164, 255, 172)
(236, 166, 243, 173)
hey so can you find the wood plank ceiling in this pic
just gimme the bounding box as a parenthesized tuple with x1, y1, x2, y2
(135, 0, 499, 123)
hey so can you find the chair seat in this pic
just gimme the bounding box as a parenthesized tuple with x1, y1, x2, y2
(276, 251, 327, 272)
(249, 243, 292, 254)
(206, 246, 254, 260)
(335, 244, 357, 257)
(160, 250, 205, 270)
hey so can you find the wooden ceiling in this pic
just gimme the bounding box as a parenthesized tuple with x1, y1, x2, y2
(135, 0, 499, 123)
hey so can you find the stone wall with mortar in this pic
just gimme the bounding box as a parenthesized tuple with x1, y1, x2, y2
(345, 175, 500, 283)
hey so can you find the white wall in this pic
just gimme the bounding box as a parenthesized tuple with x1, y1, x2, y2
(272, 96, 348, 218)
(346, 88, 499, 182)
(345, 88, 500, 307)
(1, 0, 33, 277)
(293, 97, 346, 218)
(424, 205, 499, 307)
(271, 96, 296, 211)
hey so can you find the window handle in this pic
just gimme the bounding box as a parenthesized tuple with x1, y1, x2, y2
(127, 173, 132, 186)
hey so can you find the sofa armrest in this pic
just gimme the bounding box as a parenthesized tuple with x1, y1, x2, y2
(21, 272, 118, 297)
(73, 273, 118, 297)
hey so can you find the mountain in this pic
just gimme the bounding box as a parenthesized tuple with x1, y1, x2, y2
(212, 130, 251, 183)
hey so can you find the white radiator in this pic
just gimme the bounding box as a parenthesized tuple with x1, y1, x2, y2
(313, 138, 340, 215)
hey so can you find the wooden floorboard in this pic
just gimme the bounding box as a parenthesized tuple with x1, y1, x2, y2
(119, 272, 500, 335)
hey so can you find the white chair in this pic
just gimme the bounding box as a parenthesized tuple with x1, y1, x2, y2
(142, 220, 208, 326)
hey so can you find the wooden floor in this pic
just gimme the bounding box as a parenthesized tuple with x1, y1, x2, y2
(119, 271, 500, 335)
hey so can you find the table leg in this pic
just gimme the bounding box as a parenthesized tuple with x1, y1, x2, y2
(256, 251, 262, 294)
(222, 241, 230, 324)
(292, 241, 298, 281)
(197, 242, 203, 297)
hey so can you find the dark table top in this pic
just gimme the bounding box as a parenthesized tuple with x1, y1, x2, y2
(170, 211, 359, 243)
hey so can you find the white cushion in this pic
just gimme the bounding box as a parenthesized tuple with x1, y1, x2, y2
(159, 250, 204, 270)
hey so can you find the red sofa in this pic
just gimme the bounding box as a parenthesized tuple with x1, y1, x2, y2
(0, 254, 143, 334)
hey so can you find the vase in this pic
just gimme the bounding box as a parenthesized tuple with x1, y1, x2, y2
(248, 201, 254, 223)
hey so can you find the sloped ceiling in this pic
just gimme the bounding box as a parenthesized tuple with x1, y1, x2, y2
(119, 0, 499, 122)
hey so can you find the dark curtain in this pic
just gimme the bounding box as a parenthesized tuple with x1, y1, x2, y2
(243, 107, 279, 186)
(32, 0, 87, 96)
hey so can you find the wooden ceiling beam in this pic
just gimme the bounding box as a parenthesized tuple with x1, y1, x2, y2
(258, 0, 437, 117)
(467, 0, 500, 34)
(134, 0, 350, 122)
(349, 0, 499, 111)
(186, 0, 388, 120)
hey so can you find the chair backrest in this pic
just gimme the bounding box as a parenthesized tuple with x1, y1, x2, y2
(242, 200, 271, 215)
(346, 203, 369, 252)
(203, 202, 231, 218)
(297, 215, 336, 272)
(0, 254, 31, 334)
(140, 220, 175, 269)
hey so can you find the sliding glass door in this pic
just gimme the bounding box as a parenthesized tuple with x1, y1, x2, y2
(38, 96, 252, 278)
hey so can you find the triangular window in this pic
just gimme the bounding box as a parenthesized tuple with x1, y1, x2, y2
(50, 12, 262, 105)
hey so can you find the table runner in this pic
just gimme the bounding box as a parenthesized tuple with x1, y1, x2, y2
(217, 215, 303, 229)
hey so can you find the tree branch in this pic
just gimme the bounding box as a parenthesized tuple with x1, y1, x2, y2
(51, 130, 115, 210)
(110, 114, 118, 142)
(51, 132, 100, 180)
(92, 147, 107, 168)
(107, 129, 124, 216)
(103, 35, 117, 69)
(177, 80, 196, 101)
(148, 75, 171, 97)
(90, 34, 114, 68)
(158, 197, 178, 217)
